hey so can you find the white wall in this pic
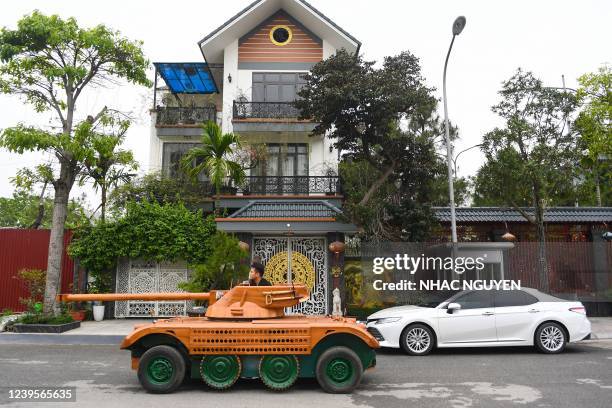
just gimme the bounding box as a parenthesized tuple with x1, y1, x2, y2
(148, 111, 162, 172)
(221, 39, 239, 134)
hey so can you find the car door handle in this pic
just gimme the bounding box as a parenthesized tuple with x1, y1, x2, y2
(482, 311, 494, 316)
(528, 309, 540, 313)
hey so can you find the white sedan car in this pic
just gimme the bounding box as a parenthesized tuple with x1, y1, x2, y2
(366, 288, 591, 355)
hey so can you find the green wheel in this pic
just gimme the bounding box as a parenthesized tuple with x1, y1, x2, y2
(137, 345, 185, 394)
(259, 355, 300, 391)
(200, 355, 241, 390)
(315, 346, 363, 393)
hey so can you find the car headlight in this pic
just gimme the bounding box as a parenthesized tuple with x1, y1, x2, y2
(375, 317, 401, 325)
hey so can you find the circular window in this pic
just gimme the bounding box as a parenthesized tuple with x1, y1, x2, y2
(270, 25, 292, 46)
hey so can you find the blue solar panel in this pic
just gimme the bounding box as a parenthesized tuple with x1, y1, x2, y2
(154, 63, 218, 94)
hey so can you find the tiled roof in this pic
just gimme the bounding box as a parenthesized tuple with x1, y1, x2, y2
(433, 207, 612, 223)
(229, 200, 341, 219)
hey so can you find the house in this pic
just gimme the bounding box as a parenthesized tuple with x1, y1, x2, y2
(114, 0, 361, 317)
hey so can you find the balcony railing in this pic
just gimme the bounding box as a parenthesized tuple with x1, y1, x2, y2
(233, 101, 305, 120)
(235, 176, 340, 195)
(156, 106, 216, 126)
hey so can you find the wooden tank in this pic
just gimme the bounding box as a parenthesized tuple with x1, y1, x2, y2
(58, 285, 379, 394)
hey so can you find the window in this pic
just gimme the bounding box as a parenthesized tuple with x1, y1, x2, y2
(270, 25, 292, 46)
(454, 291, 493, 310)
(494, 290, 538, 307)
(162, 143, 207, 182)
(253, 143, 308, 178)
(252, 72, 307, 103)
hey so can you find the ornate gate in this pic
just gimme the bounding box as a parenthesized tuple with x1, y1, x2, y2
(253, 237, 328, 315)
(115, 259, 192, 318)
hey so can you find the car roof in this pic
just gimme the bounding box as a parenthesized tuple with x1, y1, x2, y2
(449, 287, 566, 302)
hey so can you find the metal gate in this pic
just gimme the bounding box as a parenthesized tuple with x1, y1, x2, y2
(253, 237, 328, 315)
(115, 259, 192, 318)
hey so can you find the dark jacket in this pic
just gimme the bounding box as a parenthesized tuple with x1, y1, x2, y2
(257, 278, 272, 286)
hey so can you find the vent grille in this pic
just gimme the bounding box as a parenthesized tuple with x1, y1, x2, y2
(190, 328, 311, 355)
(367, 327, 385, 341)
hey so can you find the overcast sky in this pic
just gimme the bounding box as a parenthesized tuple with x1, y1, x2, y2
(0, 0, 610, 210)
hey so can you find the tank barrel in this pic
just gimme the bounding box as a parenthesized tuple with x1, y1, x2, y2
(56, 292, 211, 302)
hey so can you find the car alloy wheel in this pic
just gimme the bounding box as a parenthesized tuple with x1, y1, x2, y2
(539, 325, 565, 352)
(406, 327, 430, 353)
(400, 324, 434, 356)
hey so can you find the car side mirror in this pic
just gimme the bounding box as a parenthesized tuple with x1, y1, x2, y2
(447, 302, 461, 314)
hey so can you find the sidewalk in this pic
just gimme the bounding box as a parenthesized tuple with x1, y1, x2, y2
(589, 317, 612, 340)
(1, 317, 611, 345)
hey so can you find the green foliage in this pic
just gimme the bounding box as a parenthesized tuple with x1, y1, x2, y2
(477, 69, 579, 212)
(13, 269, 46, 313)
(179, 231, 248, 293)
(68, 201, 217, 275)
(0, 11, 150, 111)
(575, 65, 611, 206)
(1, 309, 14, 317)
(18, 313, 73, 325)
(109, 173, 215, 216)
(0, 192, 89, 228)
(181, 121, 246, 196)
(81, 112, 138, 221)
(297, 50, 447, 240)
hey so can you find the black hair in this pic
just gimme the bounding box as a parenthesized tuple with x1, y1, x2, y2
(250, 261, 265, 275)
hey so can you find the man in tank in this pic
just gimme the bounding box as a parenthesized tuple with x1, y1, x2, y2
(246, 261, 272, 286)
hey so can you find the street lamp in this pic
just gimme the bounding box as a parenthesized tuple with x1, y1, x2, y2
(443, 16, 466, 244)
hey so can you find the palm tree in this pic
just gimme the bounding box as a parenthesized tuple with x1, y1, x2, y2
(181, 121, 245, 197)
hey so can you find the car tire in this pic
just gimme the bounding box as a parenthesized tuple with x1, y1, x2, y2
(400, 324, 435, 356)
(535, 322, 567, 354)
(315, 346, 363, 393)
(137, 345, 186, 393)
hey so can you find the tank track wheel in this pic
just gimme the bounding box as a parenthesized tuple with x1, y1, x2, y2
(258, 355, 300, 391)
(200, 355, 241, 390)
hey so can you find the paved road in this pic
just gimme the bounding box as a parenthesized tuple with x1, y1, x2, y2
(0, 341, 611, 408)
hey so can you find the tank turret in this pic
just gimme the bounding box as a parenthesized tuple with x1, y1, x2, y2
(57, 284, 378, 394)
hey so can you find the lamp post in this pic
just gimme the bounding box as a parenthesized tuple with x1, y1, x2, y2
(443, 16, 466, 244)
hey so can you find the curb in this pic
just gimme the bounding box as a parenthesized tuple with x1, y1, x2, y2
(0, 333, 124, 345)
(590, 333, 612, 340)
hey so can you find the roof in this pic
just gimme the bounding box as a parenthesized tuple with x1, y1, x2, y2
(229, 200, 341, 218)
(198, 0, 361, 63)
(153, 63, 218, 94)
(433, 207, 612, 223)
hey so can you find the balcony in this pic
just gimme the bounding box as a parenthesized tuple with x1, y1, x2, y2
(235, 176, 340, 196)
(156, 106, 216, 126)
(234, 101, 309, 120)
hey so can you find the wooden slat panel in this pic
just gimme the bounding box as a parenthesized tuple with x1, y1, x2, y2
(239, 10, 323, 63)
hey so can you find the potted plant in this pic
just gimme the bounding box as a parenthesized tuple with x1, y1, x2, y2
(87, 273, 112, 322)
(69, 306, 86, 322)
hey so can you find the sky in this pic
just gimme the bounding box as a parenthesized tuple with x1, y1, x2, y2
(0, 0, 610, 210)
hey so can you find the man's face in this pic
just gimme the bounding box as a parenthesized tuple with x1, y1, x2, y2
(249, 267, 258, 281)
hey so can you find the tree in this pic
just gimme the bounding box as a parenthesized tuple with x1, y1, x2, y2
(575, 65, 611, 206)
(179, 231, 248, 293)
(82, 113, 138, 221)
(0, 12, 150, 314)
(296, 50, 446, 240)
(0, 192, 89, 229)
(181, 121, 245, 197)
(479, 68, 578, 291)
(10, 164, 54, 228)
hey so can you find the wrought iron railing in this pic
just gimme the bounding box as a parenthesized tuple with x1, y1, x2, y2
(156, 106, 216, 125)
(236, 176, 340, 195)
(232, 101, 305, 120)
